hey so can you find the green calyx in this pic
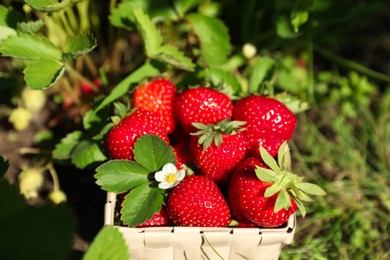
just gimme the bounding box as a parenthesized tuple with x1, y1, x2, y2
(191, 119, 246, 150)
(255, 142, 327, 216)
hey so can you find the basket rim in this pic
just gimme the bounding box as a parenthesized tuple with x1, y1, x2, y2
(104, 192, 296, 234)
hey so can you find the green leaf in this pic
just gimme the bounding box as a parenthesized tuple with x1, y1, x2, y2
(298, 182, 327, 196)
(294, 197, 306, 217)
(52, 131, 83, 160)
(109, 1, 138, 29)
(133, 135, 176, 172)
(173, 0, 202, 17)
(0, 33, 63, 60)
(206, 67, 241, 94)
(278, 141, 288, 168)
(249, 57, 275, 93)
(133, 8, 163, 56)
(109, 0, 176, 29)
(276, 14, 298, 39)
(121, 183, 165, 226)
(0, 26, 16, 41)
(95, 160, 150, 193)
(0, 156, 9, 177)
(154, 45, 195, 71)
(186, 13, 231, 67)
(255, 167, 278, 183)
(274, 190, 291, 212)
(0, 179, 75, 260)
(24, 0, 73, 12)
(260, 146, 280, 173)
(0, 5, 25, 28)
(275, 93, 310, 114)
(64, 32, 97, 58)
(71, 139, 107, 169)
(23, 59, 65, 89)
(291, 10, 309, 33)
(83, 226, 130, 260)
(17, 20, 45, 33)
(83, 62, 160, 130)
(264, 183, 281, 198)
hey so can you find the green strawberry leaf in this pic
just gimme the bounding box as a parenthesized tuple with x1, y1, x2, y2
(52, 131, 83, 160)
(186, 13, 231, 67)
(70, 139, 107, 169)
(121, 182, 165, 226)
(294, 197, 306, 217)
(24, 0, 73, 12)
(264, 183, 281, 198)
(133, 135, 176, 172)
(0, 27, 16, 41)
(83, 62, 160, 130)
(0, 5, 24, 28)
(291, 9, 309, 33)
(0, 33, 63, 60)
(278, 141, 288, 169)
(249, 57, 275, 93)
(297, 182, 327, 196)
(82, 226, 130, 260)
(0, 157, 9, 178)
(16, 20, 45, 33)
(154, 45, 195, 71)
(206, 67, 241, 94)
(95, 160, 150, 193)
(255, 167, 278, 183)
(173, 0, 202, 17)
(109, 1, 138, 29)
(133, 8, 163, 56)
(23, 59, 65, 89)
(64, 32, 97, 59)
(276, 14, 299, 39)
(260, 146, 280, 173)
(274, 190, 291, 212)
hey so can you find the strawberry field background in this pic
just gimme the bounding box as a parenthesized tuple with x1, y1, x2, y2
(0, 0, 389, 259)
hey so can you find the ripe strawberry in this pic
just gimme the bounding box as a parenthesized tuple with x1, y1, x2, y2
(106, 108, 169, 160)
(232, 95, 296, 157)
(167, 175, 231, 227)
(81, 78, 102, 94)
(136, 207, 171, 228)
(189, 119, 248, 183)
(228, 143, 326, 227)
(174, 87, 233, 134)
(132, 78, 177, 133)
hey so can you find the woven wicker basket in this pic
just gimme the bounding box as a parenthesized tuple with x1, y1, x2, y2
(104, 192, 295, 260)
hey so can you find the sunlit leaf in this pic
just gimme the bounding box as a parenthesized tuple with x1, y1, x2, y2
(24, 59, 64, 89)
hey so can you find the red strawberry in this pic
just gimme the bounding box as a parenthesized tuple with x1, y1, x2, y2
(228, 143, 326, 228)
(132, 78, 177, 133)
(189, 119, 248, 183)
(167, 175, 231, 227)
(136, 207, 171, 227)
(232, 95, 296, 157)
(106, 108, 169, 160)
(81, 78, 103, 94)
(174, 87, 233, 134)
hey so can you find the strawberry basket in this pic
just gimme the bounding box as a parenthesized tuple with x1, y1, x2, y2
(104, 192, 296, 260)
(95, 79, 326, 260)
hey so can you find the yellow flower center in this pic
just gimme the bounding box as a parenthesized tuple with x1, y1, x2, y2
(166, 173, 177, 183)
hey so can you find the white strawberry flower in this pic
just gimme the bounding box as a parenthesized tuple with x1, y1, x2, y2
(155, 163, 185, 189)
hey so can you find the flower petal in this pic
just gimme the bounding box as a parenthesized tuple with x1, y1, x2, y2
(163, 163, 177, 173)
(154, 170, 167, 182)
(158, 182, 173, 189)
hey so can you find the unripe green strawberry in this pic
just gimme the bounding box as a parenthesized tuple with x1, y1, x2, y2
(9, 107, 32, 131)
(48, 190, 67, 204)
(22, 88, 46, 112)
(19, 168, 43, 199)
